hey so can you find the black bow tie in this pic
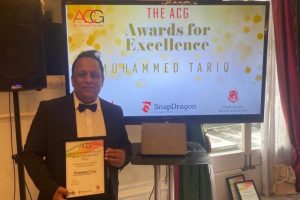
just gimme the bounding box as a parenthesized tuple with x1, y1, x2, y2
(78, 103, 97, 112)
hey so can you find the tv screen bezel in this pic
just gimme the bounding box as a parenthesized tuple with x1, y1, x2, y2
(62, 0, 270, 125)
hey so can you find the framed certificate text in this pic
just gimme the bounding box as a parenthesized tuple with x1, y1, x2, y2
(65, 137, 108, 199)
(235, 180, 260, 200)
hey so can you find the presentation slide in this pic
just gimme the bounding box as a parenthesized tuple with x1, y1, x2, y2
(64, 3, 268, 120)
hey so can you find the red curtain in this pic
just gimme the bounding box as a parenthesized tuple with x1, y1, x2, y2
(272, 0, 300, 191)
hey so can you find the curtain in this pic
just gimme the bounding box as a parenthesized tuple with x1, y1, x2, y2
(261, 6, 292, 195)
(272, 0, 300, 191)
(298, 0, 300, 76)
(174, 124, 212, 200)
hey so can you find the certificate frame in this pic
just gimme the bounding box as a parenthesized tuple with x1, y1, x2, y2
(65, 137, 109, 199)
(226, 174, 245, 200)
(234, 180, 261, 200)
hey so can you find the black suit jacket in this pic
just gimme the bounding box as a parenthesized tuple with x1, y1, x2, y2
(23, 94, 132, 200)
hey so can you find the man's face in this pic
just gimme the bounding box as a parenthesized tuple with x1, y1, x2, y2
(72, 57, 103, 104)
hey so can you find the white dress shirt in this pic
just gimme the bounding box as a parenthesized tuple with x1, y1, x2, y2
(73, 93, 106, 137)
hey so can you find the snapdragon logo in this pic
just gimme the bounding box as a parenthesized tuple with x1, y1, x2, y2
(142, 101, 152, 113)
(154, 103, 197, 112)
(142, 101, 197, 113)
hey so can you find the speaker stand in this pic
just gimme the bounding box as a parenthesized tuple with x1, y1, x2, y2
(11, 91, 27, 200)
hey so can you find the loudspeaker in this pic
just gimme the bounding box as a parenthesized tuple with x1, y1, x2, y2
(0, 0, 47, 91)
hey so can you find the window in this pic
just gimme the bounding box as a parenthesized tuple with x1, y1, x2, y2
(204, 123, 262, 154)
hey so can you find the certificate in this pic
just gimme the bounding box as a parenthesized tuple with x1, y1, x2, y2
(226, 174, 245, 200)
(65, 137, 107, 198)
(235, 180, 261, 200)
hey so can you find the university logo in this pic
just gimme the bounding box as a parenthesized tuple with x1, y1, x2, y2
(228, 89, 239, 103)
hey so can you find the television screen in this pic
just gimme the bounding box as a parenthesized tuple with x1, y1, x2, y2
(63, 0, 269, 124)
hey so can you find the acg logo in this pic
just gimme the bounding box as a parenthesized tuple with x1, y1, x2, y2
(73, 9, 104, 24)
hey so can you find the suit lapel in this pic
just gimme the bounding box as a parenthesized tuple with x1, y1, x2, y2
(100, 99, 110, 132)
(100, 99, 113, 144)
(62, 94, 77, 139)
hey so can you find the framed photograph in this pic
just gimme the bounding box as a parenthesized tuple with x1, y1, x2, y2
(235, 180, 261, 200)
(226, 174, 245, 200)
(65, 137, 109, 199)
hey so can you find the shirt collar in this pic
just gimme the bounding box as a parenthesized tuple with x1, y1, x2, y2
(73, 93, 100, 111)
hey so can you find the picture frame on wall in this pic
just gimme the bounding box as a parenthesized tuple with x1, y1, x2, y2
(235, 180, 261, 200)
(226, 174, 245, 200)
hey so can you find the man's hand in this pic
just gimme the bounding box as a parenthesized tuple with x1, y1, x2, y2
(105, 148, 125, 168)
(52, 186, 68, 200)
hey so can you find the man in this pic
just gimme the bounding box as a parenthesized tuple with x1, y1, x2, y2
(23, 50, 132, 200)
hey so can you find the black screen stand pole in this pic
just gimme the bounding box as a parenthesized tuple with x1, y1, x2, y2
(12, 91, 27, 200)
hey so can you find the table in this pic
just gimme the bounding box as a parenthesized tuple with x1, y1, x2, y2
(130, 142, 209, 200)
